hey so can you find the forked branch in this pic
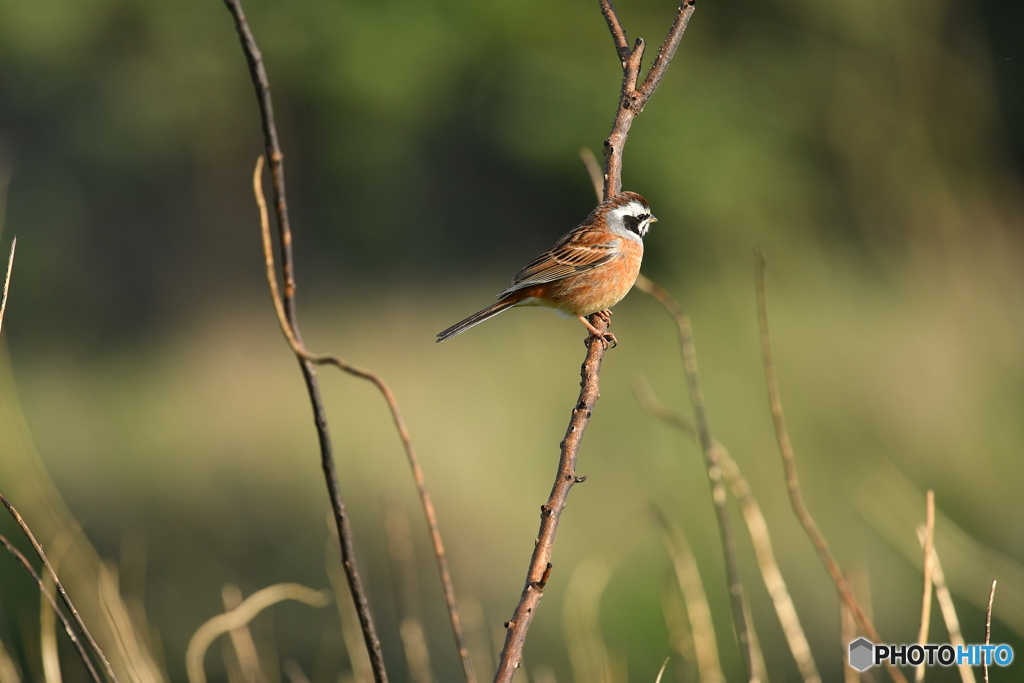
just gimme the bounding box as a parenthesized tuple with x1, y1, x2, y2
(493, 3, 696, 680)
(600, 0, 697, 198)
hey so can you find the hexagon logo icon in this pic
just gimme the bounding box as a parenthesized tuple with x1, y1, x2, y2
(848, 638, 874, 672)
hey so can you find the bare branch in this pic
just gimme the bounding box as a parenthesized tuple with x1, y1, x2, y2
(600, 0, 696, 198)
(222, 1, 389, 674)
(633, 275, 756, 683)
(0, 495, 118, 683)
(754, 252, 908, 683)
(0, 532, 103, 683)
(251, 157, 475, 683)
(493, 319, 610, 682)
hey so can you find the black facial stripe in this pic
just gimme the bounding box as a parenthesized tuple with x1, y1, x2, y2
(623, 213, 649, 236)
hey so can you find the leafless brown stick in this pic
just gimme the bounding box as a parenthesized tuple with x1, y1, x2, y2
(632, 275, 756, 683)
(223, 2, 476, 679)
(984, 581, 995, 683)
(0, 532, 102, 683)
(494, 3, 696, 678)
(0, 495, 118, 683)
(250, 157, 474, 683)
(753, 252, 908, 683)
(915, 491, 935, 683)
(635, 378, 820, 683)
(493, 318, 609, 682)
(600, 0, 696, 198)
(222, 2, 388, 677)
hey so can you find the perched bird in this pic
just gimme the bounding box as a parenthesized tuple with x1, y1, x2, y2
(436, 191, 656, 347)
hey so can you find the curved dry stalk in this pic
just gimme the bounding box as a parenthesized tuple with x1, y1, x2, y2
(915, 528, 975, 683)
(754, 252, 908, 683)
(636, 379, 820, 683)
(251, 158, 475, 683)
(493, 318, 610, 682)
(0, 495, 117, 683)
(0, 533, 102, 683)
(185, 583, 331, 683)
(652, 507, 724, 683)
(633, 275, 756, 682)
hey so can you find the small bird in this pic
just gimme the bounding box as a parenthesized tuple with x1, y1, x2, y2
(436, 191, 656, 347)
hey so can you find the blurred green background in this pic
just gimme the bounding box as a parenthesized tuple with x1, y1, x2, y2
(1, 0, 1023, 681)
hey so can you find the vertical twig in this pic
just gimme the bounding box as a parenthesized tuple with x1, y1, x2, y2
(915, 491, 935, 683)
(633, 276, 756, 683)
(494, 2, 697, 678)
(635, 379, 821, 683)
(0, 496, 118, 683)
(224, 3, 475, 681)
(493, 322, 609, 682)
(222, 1, 387, 673)
(984, 581, 995, 683)
(754, 252, 908, 683)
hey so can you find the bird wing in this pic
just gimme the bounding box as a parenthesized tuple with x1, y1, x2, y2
(498, 230, 620, 298)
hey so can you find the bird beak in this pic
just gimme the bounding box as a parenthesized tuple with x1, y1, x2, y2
(650, 216, 658, 223)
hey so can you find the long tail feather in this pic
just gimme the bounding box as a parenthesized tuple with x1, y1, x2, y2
(436, 298, 518, 342)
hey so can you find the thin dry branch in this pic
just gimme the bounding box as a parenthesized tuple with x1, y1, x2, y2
(0, 495, 118, 683)
(984, 581, 995, 683)
(753, 252, 908, 683)
(223, 2, 474, 679)
(632, 275, 756, 683)
(0, 532, 102, 683)
(250, 158, 474, 683)
(600, 0, 696, 198)
(915, 491, 935, 683)
(494, 3, 695, 678)
(636, 379, 820, 683)
(493, 317, 610, 682)
(222, 1, 387, 677)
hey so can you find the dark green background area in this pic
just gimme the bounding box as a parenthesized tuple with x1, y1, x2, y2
(1, 0, 1023, 682)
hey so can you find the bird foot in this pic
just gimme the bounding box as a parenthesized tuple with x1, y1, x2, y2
(579, 314, 617, 349)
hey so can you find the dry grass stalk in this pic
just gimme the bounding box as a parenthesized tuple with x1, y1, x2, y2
(562, 547, 619, 683)
(384, 507, 435, 683)
(652, 508, 724, 683)
(97, 565, 166, 683)
(185, 583, 330, 683)
(636, 378, 821, 683)
(984, 581, 995, 683)
(0, 495, 117, 683)
(915, 491, 935, 683)
(326, 539, 374, 683)
(0, 237, 15, 337)
(0, 636, 20, 683)
(754, 253, 907, 683)
(915, 528, 974, 683)
(653, 657, 670, 683)
(221, 584, 269, 683)
(634, 275, 757, 682)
